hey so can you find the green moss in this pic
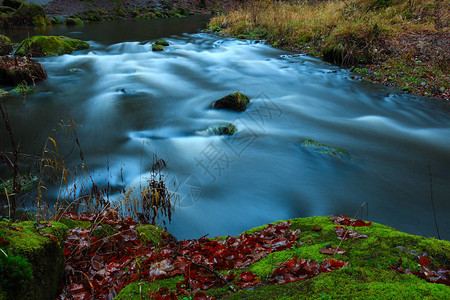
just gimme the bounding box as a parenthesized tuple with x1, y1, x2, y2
(0, 253, 33, 297)
(0, 221, 68, 300)
(57, 218, 91, 230)
(0, 34, 13, 56)
(301, 139, 350, 159)
(155, 39, 169, 46)
(15, 36, 90, 57)
(65, 17, 84, 25)
(12, 2, 50, 27)
(212, 123, 237, 135)
(151, 44, 164, 51)
(11, 83, 35, 96)
(136, 224, 169, 247)
(115, 276, 183, 299)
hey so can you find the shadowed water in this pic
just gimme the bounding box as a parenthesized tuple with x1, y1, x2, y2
(1, 16, 449, 240)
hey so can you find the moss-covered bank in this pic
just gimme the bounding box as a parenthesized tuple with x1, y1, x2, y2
(0, 221, 68, 300)
(209, 0, 449, 101)
(115, 216, 450, 299)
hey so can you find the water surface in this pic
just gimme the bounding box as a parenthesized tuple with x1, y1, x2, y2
(1, 16, 449, 240)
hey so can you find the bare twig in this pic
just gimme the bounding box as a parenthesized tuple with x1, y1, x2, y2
(428, 163, 441, 240)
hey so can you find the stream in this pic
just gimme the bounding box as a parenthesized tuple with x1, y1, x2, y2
(1, 16, 450, 240)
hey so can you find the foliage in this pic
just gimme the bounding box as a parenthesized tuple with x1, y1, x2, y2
(0, 253, 33, 297)
(0, 56, 47, 85)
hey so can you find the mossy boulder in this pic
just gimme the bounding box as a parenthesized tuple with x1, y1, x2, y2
(0, 35, 13, 56)
(213, 91, 250, 112)
(151, 44, 164, 51)
(301, 138, 350, 159)
(65, 17, 84, 26)
(155, 39, 169, 46)
(11, 2, 50, 27)
(0, 56, 47, 85)
(0, 221, 69, 300)
(15, 36, 90, 57)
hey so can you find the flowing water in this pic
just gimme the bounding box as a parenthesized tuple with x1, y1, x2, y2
(1, 16, 450, 240)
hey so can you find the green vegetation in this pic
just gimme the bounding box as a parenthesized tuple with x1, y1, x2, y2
(65, 17, 84, 26)
(115, 276, 183, 300)
(137, 224, 171, 247)
(210, 0, 449, 100)
(14, 36, 90, 57)
(0, 173, 38, 193)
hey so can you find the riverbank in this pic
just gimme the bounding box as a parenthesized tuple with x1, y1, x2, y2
(1, 215, 449, 299)
(209, 0, 449, 101)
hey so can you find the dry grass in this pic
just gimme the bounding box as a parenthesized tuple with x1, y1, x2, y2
(210, 0, 449, 98)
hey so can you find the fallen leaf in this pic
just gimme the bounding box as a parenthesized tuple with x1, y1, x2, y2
(319, 247, 347, 255)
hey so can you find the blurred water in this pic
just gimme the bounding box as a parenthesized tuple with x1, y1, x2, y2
(1, 16, 449, 239)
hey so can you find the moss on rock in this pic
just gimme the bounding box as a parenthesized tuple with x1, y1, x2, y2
(301, 139, 351, 159)
(212, 123, 237, 135)
(65, 17, 84, 26)
(0, 35, 13, 56)
(136, 224, 172, 247)
(15, 36, 90, 57)
(0, 221, 68, 300)
(151, 44, 164, 51)
(11, 2, 50, 28)
(214, 91, 250, 112)
(155, 39, 169, 46)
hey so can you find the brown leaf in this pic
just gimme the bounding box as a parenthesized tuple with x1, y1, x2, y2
(334, 226, 368, 240)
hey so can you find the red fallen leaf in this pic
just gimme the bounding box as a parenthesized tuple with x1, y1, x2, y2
(34, 221, 53, 230)
(419, 256, 432, 268)
(0, 237, 10, 246)
(37, 231, 58, 243)
(330, 215, 371, 227)
(154, 292, 177, 300)
(236, 271, 260, 288)
(319, 259, 348, 272)
(319, 247, 347, 255)
(313, 225, 323, 231)
(334, 226, 368, 240)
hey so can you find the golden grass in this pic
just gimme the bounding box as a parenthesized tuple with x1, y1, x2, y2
(210, 0, 448, 47)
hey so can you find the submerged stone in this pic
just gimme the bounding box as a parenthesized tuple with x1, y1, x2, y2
(65, 17, 84, 26)
(214, 91, 250, 112)
(301, 138, 350, 159)
(15, 36, 90, 57)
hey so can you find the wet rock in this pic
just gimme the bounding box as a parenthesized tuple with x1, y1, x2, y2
(15, 36, 90, 57)
(214, 91, 250, 112)
(212, 123, 237, 135)
(0, 56, 47, 85)
(0, 34, 14, 56)
(11, 2, 50, 27)
(301, 139, 350, 159)
(152, 44, 164, 51)
(155, 39, 169, 46)
(65, 17, 84, 26)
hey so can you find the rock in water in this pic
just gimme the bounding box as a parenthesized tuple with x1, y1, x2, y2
(15, 36, 90, 57)
(214, 91, 250, 112)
